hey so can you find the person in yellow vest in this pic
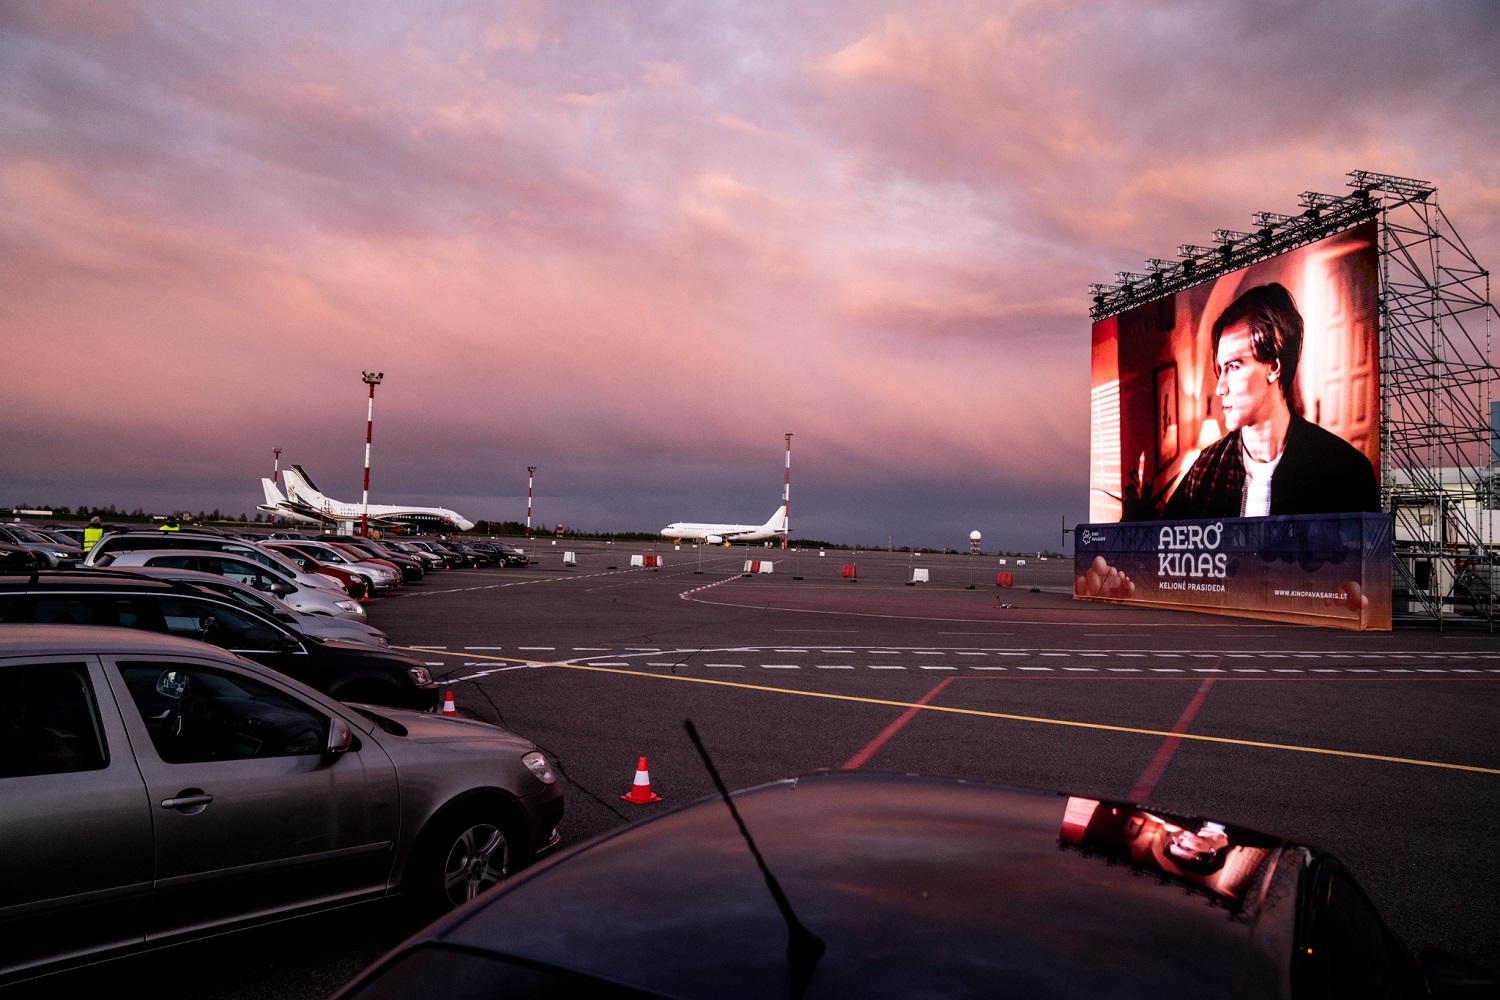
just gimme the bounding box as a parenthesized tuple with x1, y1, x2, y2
(160, 517, 180, 532)
(82, 517, 104, 553)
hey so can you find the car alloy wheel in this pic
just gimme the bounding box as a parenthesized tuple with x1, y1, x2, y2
(441, 818, 510, 907)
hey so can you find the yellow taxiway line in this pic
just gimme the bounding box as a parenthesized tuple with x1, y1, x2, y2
(402, 648, 1500, 777)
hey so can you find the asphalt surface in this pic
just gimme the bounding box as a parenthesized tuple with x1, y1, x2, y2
(12, 540, 1498, 997)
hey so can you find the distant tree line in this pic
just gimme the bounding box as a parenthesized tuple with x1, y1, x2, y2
(11, 504, 1062, 555)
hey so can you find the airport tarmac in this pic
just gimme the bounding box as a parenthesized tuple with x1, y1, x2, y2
(19, 540, 1497, 997)
(376, 541, 1499, 975)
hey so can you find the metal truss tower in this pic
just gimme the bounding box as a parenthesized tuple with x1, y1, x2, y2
(1367, 171, 1497, 626)
(1091, 170, 1498, 628)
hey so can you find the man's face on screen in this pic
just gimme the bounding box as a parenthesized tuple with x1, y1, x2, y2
(1214, 322, 1282, 432)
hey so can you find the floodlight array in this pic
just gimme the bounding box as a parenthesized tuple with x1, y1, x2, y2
(1086, 171, 1438, 320)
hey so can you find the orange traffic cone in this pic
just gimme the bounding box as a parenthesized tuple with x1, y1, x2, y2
(440, 691, 457, 716)
(620, 756, 663, 804)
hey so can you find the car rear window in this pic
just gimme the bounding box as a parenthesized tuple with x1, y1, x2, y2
(0, 663, 109, 777)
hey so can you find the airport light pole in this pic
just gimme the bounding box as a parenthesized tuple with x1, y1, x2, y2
(527, 466, 536, 539)
(360, 371, 383, 538)
(271, 446, 281, 527)
(782, 432, 792, 551)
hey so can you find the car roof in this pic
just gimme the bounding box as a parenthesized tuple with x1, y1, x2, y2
(410, 772, 1300, 998)
(0, 569, 191, 592)
(0, 622, 240, 658)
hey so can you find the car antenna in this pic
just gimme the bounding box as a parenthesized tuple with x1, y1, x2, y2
(684, 719, 825, 1000)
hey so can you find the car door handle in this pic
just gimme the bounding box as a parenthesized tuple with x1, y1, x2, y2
(161, 790, 214, 811)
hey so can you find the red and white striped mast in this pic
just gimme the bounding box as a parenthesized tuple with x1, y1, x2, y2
(782, 432, 792, 550)
(526, 466, 536, 538)
(271, 446, 282, 527)
(360, 371, 383, 537)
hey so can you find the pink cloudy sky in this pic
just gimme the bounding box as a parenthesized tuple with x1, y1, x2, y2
(3, 1, 1498, 550)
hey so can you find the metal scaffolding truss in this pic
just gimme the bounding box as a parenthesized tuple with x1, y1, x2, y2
(1369, 171, 1497, 626)
(1090, 170, 1499, 627)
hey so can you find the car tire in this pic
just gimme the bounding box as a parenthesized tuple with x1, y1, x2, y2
(411, 806, 517, 913)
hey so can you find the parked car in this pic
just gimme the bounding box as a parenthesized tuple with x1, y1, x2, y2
(440, 541, 483, 569)
(0, 542, 46, 570)
(0, 624, 563, 986)
(334, 536, 426, 582)
(272, 540, 402, 593)
(334, 771, 1496, 999)
(259, 542, 369, 600)
(83, 533, 349, 596)
(0, 572, 432, 708)
(481, 542, 529, 569)
(0, 523, 83, 568)
(407, 539, 463, 569)
(382, 539, 445, 572)
(91, 550, 368, 621)
(118, 566, 389, 647)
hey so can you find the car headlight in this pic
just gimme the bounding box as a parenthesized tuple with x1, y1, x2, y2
(407, 666, 433, 686)
(377, 635, 390, 646)
(521, 751, 556, 785)
(336, 600, 361, 612)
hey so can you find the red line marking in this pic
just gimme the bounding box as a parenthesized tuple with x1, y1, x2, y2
(1127, 676, 1217, 802)
(842, 675, 956, 771)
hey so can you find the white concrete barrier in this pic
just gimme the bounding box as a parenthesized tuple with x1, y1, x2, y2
(907, 568, 930, 585)
(563, 551, 577, 566)
(743, 560, 775, 574)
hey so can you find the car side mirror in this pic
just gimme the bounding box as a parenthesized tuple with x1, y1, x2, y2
(326, 716, 355, 754)
(278, 633, 302, 654)
(270, 581, 292, 597)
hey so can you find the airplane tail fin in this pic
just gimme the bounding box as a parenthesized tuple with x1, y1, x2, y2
(260, 478, 288, 509)
(282, 465, 327, 504)
(764, 504, 788, 534)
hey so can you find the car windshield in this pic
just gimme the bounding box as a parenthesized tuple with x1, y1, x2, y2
(4, 525, 47, 544)
(199, 582, 289, 618)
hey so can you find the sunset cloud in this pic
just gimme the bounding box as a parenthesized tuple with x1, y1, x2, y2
(2, 1, 1496, 548)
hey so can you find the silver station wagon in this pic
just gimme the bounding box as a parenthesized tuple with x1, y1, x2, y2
(0, 624, 563, 986)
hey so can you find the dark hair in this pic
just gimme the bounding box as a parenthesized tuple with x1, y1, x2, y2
(1211, 282, 1302, 399)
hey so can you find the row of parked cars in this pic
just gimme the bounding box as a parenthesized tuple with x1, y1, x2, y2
(1, 522, 564, 986)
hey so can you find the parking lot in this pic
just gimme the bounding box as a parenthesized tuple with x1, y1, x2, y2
(12, 539, 1499, 996)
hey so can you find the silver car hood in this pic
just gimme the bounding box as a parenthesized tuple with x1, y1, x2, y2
(361, 705, 537, 748)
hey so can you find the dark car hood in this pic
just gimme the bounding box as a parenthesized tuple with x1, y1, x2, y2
(425, 773, 1300, 998)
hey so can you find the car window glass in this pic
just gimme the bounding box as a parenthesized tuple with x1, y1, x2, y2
(199, 557, 262, 588)
(0, 663, 108, 777)
(155, 598, 285, 651)
(203, 583, 277, 614)
(146, 554, 201, 571)
(229, 546, 276, 570)
(34, 594, 144, 629)
(117, 662, 328, 763)
(0, 595, 26, 623)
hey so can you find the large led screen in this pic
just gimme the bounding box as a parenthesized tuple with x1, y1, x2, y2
(1089, 221, 1379, 524)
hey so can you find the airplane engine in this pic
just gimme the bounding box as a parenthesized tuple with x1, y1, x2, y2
(706, 535, 724, 546)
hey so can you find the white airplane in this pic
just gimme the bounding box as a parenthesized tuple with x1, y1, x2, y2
(661, 505, 788, 545)
(258, 465, 476, 532)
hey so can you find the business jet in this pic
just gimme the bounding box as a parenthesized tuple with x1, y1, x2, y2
(259, 465, 476, 533)
(661, 505, 788, 545)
